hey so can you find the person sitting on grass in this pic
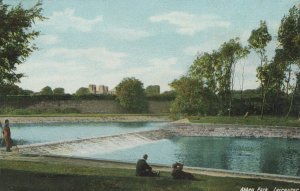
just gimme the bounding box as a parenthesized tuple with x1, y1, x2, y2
(136, 154, 160, 177)
(171, 162, 194, 180)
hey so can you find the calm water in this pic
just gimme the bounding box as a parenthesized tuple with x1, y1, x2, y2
(88, 136, 300, 177)
(5, 122, 300, 176)
(9, 122, 167, 144)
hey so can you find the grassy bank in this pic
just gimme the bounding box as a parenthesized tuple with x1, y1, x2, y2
(188, 116, 300, 127)
(0, 159, 299, 191)
(0, 113, 168, 117)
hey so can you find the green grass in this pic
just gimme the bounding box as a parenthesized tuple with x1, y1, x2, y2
(0, 160, 299, 191)
(0, 113, 169, 117)
(188, 116, 300, 127)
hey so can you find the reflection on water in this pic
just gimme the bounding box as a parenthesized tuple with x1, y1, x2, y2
(9, 122, 166, 144)
(90, 136, 300, 177)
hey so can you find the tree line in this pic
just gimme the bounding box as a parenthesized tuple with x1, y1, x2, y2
(170, 6, 300, 119)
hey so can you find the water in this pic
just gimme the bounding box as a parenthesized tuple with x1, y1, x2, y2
(88, 136, 300, 177)
(9, 122, 167, 144)
(5, 122, 300, 176)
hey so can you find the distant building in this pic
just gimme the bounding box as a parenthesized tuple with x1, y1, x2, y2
(89, 84, 96, 94)
(96, 85, 109, 94)
(88, 84, 109, 94)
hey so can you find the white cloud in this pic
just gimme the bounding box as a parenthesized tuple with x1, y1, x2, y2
(105, 27, 151, 41)
(43, 8, 103, 32)
(17, 60, 89, 93)
(36, 34, 60, 45)
(46, 47, 127, 69)
(149, 11, 230, 36)
(105, 57, 183, 91)
(184, 39, 225, 56)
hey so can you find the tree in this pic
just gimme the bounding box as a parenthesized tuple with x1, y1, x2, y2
(0, 1, 44, 93)
(145, 85, 160, 95)
(170, 76, 217, 116)
(278, 6, 300, 118)
(53, 87, 65, 95)
(248, 20, 272, 119)
(115, 77, 148, 113)
(218, 38, 249, 115)
(264, 49, 286, 115)
(189, 38, 248, 115)
(75, 87, 90, 96)
(40, 86, 53, 95)
(0, 84, 22, 96)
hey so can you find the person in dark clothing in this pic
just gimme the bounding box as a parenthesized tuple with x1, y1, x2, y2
(2, 119, 13, 152)
(136, 154, 160, 177)
(171, 162, 194, 180)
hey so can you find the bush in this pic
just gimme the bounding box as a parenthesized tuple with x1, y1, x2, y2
(115, 77, 148, 113)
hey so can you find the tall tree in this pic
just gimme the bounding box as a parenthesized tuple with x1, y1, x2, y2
(278, 6, 300, 118)
(0, 1, 44, 93)
(189, 38, 248, 115)
(248, 20, 272, 119)
(218, 38, 249, 116)
(115, 77, 148, 113)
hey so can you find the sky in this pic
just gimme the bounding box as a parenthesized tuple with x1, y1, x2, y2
(4, 0, 300, 93)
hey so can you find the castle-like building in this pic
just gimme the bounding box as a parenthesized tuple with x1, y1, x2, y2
(88, 84, 109, 94)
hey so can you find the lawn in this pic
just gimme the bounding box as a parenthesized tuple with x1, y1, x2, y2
(0, 159, 299, 191)
(188, 116, 300, 127)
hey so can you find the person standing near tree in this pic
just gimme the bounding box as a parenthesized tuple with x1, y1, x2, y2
(2, 119, 12, 152)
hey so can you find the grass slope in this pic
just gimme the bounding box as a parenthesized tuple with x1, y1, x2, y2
(189, 116, 300, 127)
(0, 160, 299, 191)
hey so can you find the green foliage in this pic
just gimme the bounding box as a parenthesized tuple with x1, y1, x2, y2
(248, 20, 272, 119)
(277, 6, 300, 118)
(0, 1, 45, 88)
(0, 107, 80, 115)
(278, 6, 300, 62)
(248, 21, 272, 53)
(146, 91, 176, 101)
(0, 83, 23, 95)
(115, 77, 148, 113)
(40, 86, 53, 95)
(188, 38, 248, 115)
(75, 87, 90, 96)
(53, 87, 65, 95)
(170, 76, 217, 116)
(189, 115, 300, 127)
(145, 85, 160, 95)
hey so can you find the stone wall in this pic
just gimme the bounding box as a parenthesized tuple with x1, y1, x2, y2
(1, 100, 171, 114)
(169, 123, 300, 139)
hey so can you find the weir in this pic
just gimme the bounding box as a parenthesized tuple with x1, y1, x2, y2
(10, 123, 300, 157)
(17, 129, 175, 156)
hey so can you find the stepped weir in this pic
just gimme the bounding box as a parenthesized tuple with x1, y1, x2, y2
(9, 123, 300, 156)
(17, 129, 175, 156)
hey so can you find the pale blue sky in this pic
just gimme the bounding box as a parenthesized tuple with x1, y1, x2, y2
(5, 0, 300, 93)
